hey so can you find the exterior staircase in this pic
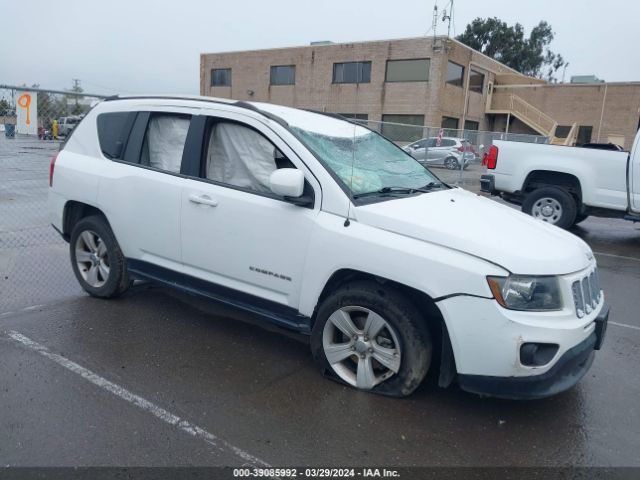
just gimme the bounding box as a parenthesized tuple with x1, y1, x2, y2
(486, 91, 577, 145)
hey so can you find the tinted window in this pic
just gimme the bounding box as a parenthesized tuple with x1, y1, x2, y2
(446, 61, 464, 87)
(333, 62, 371, 84)
(380, 114, 425, 142)
(211, 68, 232, 86)
(338, 113, 369, 122)
(386, 59, 430, 82)
(97, 112, 136, 159)
(555, 125, 571, 138)
(464, 120, 480, 130)
(441, 139, 456, 147)
(441, 116, 459, 129)
(141, 114, 191, 173)
(469, 69, 484, 93)
(270, 65, 295, 85)
(576, 126, 593, 146)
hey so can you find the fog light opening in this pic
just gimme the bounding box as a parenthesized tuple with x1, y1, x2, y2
(520, 343, 559, 367)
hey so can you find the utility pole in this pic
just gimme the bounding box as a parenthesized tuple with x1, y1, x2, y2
(72, 78, 81, 112)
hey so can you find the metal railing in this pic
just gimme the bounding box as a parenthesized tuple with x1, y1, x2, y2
(488, 92, 557, 137)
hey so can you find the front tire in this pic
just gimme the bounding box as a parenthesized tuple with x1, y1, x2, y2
(311, 281, 432, 397)
(69, 215, 130, 298)
(522, 187, 577, 229)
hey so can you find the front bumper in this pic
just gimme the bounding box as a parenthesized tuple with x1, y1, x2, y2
(457, 305, 609, 399)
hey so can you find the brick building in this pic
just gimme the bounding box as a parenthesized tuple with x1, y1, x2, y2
(200, 36, 640, 149)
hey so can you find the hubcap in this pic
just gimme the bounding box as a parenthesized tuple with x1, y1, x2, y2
(531, 197, 563, 224)
(322, 306, 401, 390)
(75, 230, 110, 288)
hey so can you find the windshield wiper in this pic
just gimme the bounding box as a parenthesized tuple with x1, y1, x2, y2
(353, 186, 431, 199)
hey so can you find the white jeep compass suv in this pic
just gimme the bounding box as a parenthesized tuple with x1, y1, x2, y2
(49, 95, 609, 399)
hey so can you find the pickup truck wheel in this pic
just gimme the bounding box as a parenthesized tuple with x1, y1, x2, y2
(311, 281, 431, 397)
(69, 215, 130, 298)
(574, 213, 589, 225)
(522, 187, 577, 229)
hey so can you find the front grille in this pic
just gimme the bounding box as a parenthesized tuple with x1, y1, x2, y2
(572, 267, 601, 318)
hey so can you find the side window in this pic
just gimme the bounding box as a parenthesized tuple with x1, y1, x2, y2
(426, 138, 437, 147)
(205, 121, 288, 194)
(442, 139, 456, 147)
(141, 113, 191, 173)
(97, 112, 136, 159)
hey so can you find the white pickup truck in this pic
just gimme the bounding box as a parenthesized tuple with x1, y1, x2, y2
(481, 130, 640, 229)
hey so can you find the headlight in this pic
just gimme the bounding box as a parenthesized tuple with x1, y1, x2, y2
(487, 275, 562, 311)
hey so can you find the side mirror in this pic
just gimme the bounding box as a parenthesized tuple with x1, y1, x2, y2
(269, 168, 305, 198)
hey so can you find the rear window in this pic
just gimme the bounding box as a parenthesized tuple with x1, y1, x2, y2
(97, 112, 136, 159)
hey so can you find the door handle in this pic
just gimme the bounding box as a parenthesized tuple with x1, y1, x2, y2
(188, 193, 218, 207)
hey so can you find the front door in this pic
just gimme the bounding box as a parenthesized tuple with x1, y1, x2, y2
(180, 112, 320, 316)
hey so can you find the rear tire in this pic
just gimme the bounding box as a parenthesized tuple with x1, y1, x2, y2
(445, 157, 459, 170)
(69, 215, 130, 298)
(522, 187, 577, 229)
(311, 281, 432, 397)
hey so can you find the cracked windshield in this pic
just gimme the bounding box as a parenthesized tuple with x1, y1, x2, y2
(291, 118, 441, 197)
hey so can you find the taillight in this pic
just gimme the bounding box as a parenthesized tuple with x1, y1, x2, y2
(486, 145, 499, 169)
(49, 152, 59, 187)
(457, 146, 464, 152)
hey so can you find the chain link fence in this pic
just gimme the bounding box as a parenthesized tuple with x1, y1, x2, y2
(0, 86, 548, 313)
(0, 85, 106, 312)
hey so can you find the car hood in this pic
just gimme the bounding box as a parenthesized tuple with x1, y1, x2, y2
(354, 188, 593, 275)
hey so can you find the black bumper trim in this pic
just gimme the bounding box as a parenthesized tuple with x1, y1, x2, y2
(480, 174, 495, 194)
(457, 306, 609, 400)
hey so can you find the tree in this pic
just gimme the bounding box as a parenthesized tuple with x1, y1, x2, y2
(0, 98, 10, 116)
(456, 18, 567, 82)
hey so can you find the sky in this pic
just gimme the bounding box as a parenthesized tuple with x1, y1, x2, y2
(1, 0, 638, 96)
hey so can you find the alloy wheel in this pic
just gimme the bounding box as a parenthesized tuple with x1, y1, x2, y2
(322, 306, 402, 390)
(75, 230, 110, 287)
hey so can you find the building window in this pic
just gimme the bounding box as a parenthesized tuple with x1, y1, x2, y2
(441, 116, 459, 129)
(381, 114, 425, 142)
(333, 61, 372, 84)
(555, 125, 571, 138)
(270, 65, 296, 85)
(446, 61, 464, 88)
(211, 68, 231, 87)
(338, 113, 369, 122)
(464, 120, 479, 131)
(385, 59, 430, 82)
(469, 69, 484, 93)
(576, 126, 593, 146)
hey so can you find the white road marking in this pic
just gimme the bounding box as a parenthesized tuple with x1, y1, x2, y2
(594, 252, 640, 263)
(6, 331, 270, 467)
(1, 304, 45, 318)
(610, 321, 640, 332)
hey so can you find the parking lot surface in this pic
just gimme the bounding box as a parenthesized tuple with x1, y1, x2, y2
(1, 135, 639, 467)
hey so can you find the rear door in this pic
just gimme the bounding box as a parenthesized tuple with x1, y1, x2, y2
(96, 108, 196, 272)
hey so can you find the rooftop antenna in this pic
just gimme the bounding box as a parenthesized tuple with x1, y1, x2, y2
(442, 2, 452, 38)
(431, 3, 438, 40)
